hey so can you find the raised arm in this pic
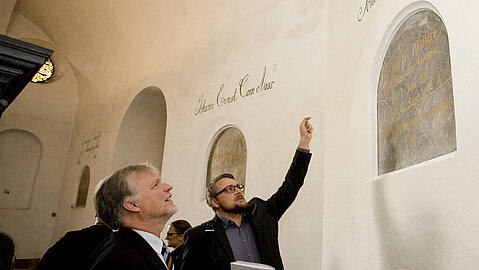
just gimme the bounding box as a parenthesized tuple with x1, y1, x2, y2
(264, 117, 313, 220)
(298, 116, 313, 150)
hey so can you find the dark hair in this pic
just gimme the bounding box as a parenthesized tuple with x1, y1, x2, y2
(170, 220, 192, 234)
(205, 173, 235, 209)
(94, 164, 158, 230)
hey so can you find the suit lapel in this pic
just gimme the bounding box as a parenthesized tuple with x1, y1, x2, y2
(246, 201, 268, 263)
(211, 216, 235, 261)
(121, 228, 168, 270)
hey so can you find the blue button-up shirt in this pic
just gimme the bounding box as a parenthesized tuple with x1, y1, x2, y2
(217, 214, 261, 263)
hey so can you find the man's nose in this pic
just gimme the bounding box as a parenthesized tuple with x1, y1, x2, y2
(163, 182, 173, 190)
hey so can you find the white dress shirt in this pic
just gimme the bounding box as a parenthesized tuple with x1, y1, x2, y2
(132, 229, 168, 269)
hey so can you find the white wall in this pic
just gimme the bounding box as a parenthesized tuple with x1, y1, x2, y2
(3, 0, 478, 269)
(46, 2, 328, 269)
(323, 1, 479, 269)
(0, 11, 78, 258)
(160, 3, 327, 269)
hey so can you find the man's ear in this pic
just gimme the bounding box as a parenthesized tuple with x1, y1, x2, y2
(210, 198, 219, 209)
(122, 201, 141, 213)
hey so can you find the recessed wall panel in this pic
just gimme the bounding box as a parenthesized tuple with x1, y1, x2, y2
(0, 129, 41, 209)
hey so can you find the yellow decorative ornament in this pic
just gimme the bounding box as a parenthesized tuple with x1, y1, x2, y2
(31, 58, 54, 83)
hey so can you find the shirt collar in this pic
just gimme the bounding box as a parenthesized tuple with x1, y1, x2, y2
(216, 214, 249, 228)
(131, 229, 165, 259)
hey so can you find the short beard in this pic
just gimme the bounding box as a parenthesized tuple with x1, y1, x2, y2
(225, 203, 248, 214)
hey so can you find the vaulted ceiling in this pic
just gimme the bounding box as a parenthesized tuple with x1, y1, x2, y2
(7, 1, 282, 98)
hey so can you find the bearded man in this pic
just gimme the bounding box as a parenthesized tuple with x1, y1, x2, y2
(180, 117, 313, 270)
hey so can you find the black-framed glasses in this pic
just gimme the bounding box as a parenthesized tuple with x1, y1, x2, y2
(213, 184, 244, 198)
(166, 232, 181, 237)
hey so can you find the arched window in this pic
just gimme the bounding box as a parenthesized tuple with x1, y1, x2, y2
(73, 165, 90, 208)
(206, 127, 247, 190)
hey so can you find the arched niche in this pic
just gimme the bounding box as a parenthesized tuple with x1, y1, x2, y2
(112, 87, 167, 173)
(377, 9, 456, 175)
(73, 165, 90, 208)
(0, 129, 42, 209)
(206, 126, 247, 190)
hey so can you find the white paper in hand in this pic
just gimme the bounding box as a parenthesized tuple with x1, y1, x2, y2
(231, 261, 274, 270)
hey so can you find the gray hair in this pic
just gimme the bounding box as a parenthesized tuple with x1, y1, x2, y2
(94, 164, 159, 230)
(205, 173, 235, 210)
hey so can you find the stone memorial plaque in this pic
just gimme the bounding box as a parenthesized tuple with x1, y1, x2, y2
(207, 127, 247, 188)
(377, 9, 456, 175)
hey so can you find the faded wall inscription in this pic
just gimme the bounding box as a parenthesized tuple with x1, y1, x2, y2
(77, 128, 101, 164)
(377, 10, 456, 175)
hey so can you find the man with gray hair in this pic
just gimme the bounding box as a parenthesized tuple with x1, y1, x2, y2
(181, 117, 314, 270)
(89, 164, 177, 270)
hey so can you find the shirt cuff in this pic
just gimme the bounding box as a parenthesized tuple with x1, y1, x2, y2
(297, 147, 310, 153)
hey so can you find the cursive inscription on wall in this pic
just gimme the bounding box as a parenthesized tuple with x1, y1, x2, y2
(358, 0, 379, 22)
(194, 65, 277, 116)
(77, 128, 101, 164)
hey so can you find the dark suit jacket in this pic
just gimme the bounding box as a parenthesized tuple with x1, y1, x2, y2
(171, 244, 185, 268)
(35, 224, 112, 270)
(89, 228, 168, 270)
(181, 149, 312, 270)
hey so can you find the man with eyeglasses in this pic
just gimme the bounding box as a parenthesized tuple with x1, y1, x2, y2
(181, 117, 313, 270)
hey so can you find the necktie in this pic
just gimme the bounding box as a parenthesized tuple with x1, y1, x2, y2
(161, 241, 174, 270)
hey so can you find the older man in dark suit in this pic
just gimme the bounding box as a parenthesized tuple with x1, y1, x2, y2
(181, 117, 313, 270)
(89, 164, 177, 270)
